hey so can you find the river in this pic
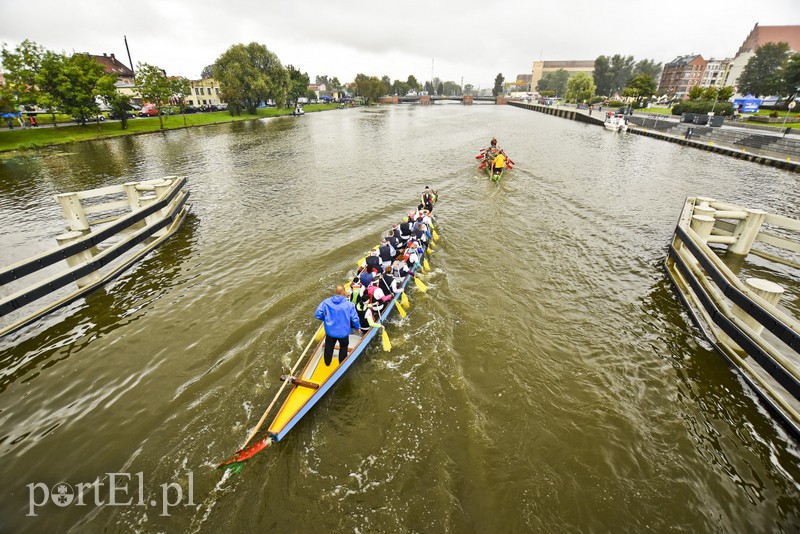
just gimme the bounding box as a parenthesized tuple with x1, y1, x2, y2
(0, 103, 798, 532)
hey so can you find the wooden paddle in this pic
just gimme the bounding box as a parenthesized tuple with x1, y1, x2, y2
(243, 324, 324, 447)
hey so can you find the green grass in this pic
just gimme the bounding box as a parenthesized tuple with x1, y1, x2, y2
(0, 104, 339, 153)
(632, 106, 672, 114)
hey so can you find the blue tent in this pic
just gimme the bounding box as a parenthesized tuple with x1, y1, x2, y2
(733, 94, 762, 113)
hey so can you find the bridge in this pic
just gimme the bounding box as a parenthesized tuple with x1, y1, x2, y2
(379, 95, 513, 105)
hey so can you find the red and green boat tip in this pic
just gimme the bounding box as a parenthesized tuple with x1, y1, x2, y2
(217, 436, 273, 474)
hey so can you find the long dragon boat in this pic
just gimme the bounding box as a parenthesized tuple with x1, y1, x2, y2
(476, 149, 513, 183)
(219, 198, 439, 473)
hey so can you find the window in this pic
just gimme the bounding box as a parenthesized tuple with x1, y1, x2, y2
(200, 88, 205, 95)
(195, 88, 199, 95)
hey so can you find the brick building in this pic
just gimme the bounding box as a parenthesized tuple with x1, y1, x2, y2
(657, 55, 707, 99)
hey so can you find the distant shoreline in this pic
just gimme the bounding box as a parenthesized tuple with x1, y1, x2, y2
(0, 104, 341, 155)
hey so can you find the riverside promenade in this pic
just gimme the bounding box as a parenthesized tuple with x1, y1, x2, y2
(509, 101, 800, 173)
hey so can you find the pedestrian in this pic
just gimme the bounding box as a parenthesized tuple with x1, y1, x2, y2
(314, 285, 361, 367)
(28, 115, 38, 127)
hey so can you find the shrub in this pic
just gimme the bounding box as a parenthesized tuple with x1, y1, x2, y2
(589, 96, 604, 104)
(769, 110, 779, 118)
(672, 100, 733, 116)
(607, 100, 625, 107)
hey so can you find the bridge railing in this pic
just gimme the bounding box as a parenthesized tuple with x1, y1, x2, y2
(0, 176, 190, 337)
(665, 196, 800, 435)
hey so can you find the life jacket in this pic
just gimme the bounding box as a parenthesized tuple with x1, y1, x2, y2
(365, 254, 381, 271)
(379, 244, 393, 262)
(494, 153, 505, 168)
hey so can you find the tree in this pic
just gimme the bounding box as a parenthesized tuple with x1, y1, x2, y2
(593, 55, 612, 96)
(782, 53, 800, 96)
(687, 85, 704, 100)
(286, 64, 310, 105)
(136, 63, 188, 129)
(718, 86, 735, 101)
(392, 79, 409, 96)
(464, 83, 474, 96)
(442, 81, 461, 96)
(353, 74, 387, 105)
(609, 54, 635, 95)
(437, 82, 444, 96)
(634, 59, 662, 80)
(566, 72, 596, 102)
(330, 77, 342, 91)
(538, 69, 569, 97)
(0, 39, 46, 108)
(212, 42, 290, 114)
(625, 74, 657, 102)
(201, 64, 214, 79)
(492, 73, 504, 97)
(104, 91, 133, 129)
(53, 53, 116, 126)
(316, 74, 330, 87)
(407, 75, 419, 91)
(738, 42, 791, 97)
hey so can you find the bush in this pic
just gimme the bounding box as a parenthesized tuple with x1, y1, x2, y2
(769, 110, 779, 118)
(589, 96, 604, 104)
(672, 100, 734, 116)
(607, 99, 625, 107)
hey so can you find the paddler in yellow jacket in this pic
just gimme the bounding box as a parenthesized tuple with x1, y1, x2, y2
(491, 151, 506, 175)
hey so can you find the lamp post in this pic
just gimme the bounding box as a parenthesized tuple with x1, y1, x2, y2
(782, 100, 796, 135)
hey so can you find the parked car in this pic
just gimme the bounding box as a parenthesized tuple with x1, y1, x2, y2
(108, 110, 136, 120)
(138, 105, 158, 117)
(182, 105, 199, 113)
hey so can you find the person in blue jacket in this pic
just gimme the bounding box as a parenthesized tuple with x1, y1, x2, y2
(315, 285, 361, 366)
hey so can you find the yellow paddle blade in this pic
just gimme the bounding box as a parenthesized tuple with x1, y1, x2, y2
(429, 240, 436, 249)
(432, 230, 440, 241)
(358, 257, 366, 268)
(401, 292, 410, 307)
(423, 258, 431, 271)
(429, 222, 435, 230)
(426, 247, 433, 256)
(396, 300, 407, 318)
(314, 325, 325, 342)
(414, 276, 428, 293)
(381, 329, 392, 352)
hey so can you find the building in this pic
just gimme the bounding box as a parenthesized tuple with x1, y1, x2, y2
(700, 58, 732, 88)
(89, 53, 135, 84)
(531, 60, 594, 92)
(726, 23, 800, 91)
(657, 55, 707, 99)
(187, 78, 224, 107)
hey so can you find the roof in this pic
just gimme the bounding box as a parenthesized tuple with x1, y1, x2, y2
(665, 55, 704, 66)
(541, 60, 594, 69)
(88, 53, 134, 78)
(736, 24, 800, 56)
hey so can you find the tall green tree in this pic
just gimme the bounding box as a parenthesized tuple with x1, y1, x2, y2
(353, 74, 387, 105)
(566, 72, 596, 102)
(286, 65, 310, 105)
(0, 39, 46, 108)
(782, 53, 800, 96)
(633, 59, 662, 79)
(201, 64, 214, 79)
(593, 55, 612, 96)
(53, 53, 116, 126)
(407, 75, 419, 91)
(538, 69, 569, 97)
(622, 74, 656, 107)
(492, 73, 505, 97)
(213, 42, 290, 114)
(463, 83, 474, 96)
(738, 42, 791, 97)
(136, 63, 189, 129)
(609, 54, 635, 95)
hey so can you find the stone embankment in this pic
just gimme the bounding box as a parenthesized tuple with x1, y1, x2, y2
(509, 102, 800, 173)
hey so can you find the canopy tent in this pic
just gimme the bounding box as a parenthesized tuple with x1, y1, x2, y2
(733, 95, 763, 113)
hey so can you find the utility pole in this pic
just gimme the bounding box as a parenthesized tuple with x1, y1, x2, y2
(124, 35, 135, 79)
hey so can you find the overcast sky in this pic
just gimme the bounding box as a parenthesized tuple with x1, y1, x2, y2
(1, 0, 798, 89)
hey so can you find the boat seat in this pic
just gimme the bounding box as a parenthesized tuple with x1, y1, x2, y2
(280, 375, 319, 390)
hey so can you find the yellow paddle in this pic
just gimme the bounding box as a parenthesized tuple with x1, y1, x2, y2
(396, 299, 407, 318)
(432, 229, 440, 241)
(423, 258, 431, 271)
(401, 291, 410, 307)
(414, 277, 428, 292)
(381, 328, 392, 352)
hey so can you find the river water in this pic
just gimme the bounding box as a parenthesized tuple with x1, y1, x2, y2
(1, 104, 799, 532)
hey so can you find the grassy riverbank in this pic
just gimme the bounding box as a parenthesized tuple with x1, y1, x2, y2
(0, 104, 339, 153)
